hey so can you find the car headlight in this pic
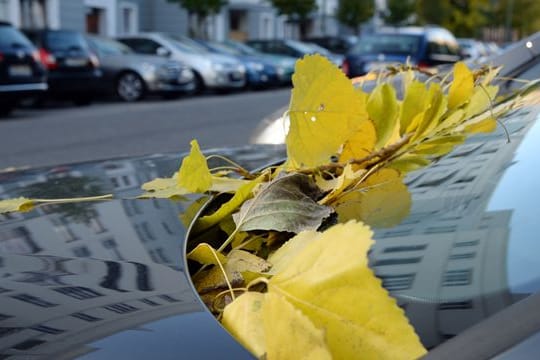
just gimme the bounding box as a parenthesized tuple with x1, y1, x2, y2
(276, 66, 285, 75)
(247, 62, 264, 71)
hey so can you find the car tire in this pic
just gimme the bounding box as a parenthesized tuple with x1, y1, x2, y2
(116, 72, 146, 102)
(188, 72, 204, 95)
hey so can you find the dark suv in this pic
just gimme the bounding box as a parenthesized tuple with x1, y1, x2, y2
(23, 29, 102, 105)
(0, 22, 47, 115)
(343, 26, 462, 78)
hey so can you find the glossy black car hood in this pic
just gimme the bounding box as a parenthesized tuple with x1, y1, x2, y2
(1, 95, 540, 357)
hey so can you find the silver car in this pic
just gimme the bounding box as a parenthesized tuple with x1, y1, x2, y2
(117, 33, 246, 93)
(86, 35, 195, 102)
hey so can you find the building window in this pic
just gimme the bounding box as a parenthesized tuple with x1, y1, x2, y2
(71, 312, 102, 322)
(13, 339, 46, 350)
(103, 303, 139, 314)
(0, 327, 22, 338)
(162, 221, 174, 235)
(379, 274, 415, 291)
(88, 217, 107, 233)
(20, 0, 47, 29)
(120, 2, 138, 35)
(438, 300, 473, 310)
(11, 293, 58, 308)
(449, 252, 476, 260)
(442, 269, 472, 287)
(0, 313, 11, 321)
(424, 225, 457, 234)
(110, 177, 120, 188)
(31, 324, 65, 335)
(159, 294, 179, 303)
(453, 240, 479, 248)
(141, 222, 155, 240)
(155, 247, 170, 262)
(54, 286, 103, 300)
(383, 245, 427, 253)
(373, 257, 422, 267)
(0, 0, 10, 22)
(140, 298, 160, 306)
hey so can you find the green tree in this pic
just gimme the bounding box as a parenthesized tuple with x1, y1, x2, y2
(335, 0, 375, 35)
(491, 0, 540, 39)
(270, 0, 317, 39)
(384, 0, 416, 25)
(168, 0, 227, 39)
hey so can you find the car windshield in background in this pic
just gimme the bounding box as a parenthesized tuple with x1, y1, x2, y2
(163, 34, 209, 54)
(285, 39, 316, 53)
(0, 26, 33, 48)
(91, 37, 133, 56)
(208, 41, 240, 56)
(352, 34, 421, 55)
(46, 31, 87, 51)
(225, 40, 259, 56)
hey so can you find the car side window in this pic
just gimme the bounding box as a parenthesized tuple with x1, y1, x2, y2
(123, 39, 160, 55)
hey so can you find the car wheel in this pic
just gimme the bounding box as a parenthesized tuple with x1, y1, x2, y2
(116, 72, 146, 102)
(187, 72, 204, 95)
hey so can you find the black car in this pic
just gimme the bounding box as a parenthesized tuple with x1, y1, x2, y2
(0, 22, 47, 116)
(343, 26, 461, 78)
(23, 29, 102, 105)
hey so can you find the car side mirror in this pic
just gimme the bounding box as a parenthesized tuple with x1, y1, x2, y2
(156, 47, 170, 57)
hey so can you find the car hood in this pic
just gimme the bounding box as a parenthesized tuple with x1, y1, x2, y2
(2, 88, 540, 356)
(99, 53, 185, 68)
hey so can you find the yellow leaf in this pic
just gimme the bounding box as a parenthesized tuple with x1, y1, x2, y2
(435, 109, 465, 133)
(334, 169, 411, 228)
(465, 85, 498, 118)
(319, 164, 365, 205)
(411, 83, 447, 142)
(367, 83, 400, 148)
(193, 176, 263, 233)
(400, 81, 428, 134)
(180, 196, 210, 227)
(448, 62, 474, 109)
(286, 54, 368, 168)
(263, 292, 332, 360)
(141, 177, 177, 191)
(193, 266, 243, 295)
(269, 221, 426, 359)
(211, 177, 252, 193)
(414, 135, 466, 156)
(178, 139, 212, 193)
(187, 243, 227, 266)
(227, 249, 272, 274)
(267, 230, 320, 275)
(222, 292, 267, 358)
(0, 197, 34, 213)
(464, 117, 497, 134)
(339, 120, 377, 162)
(388, 155, 431, 173)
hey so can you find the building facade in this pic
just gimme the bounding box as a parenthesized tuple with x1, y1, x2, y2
(0, 0, 352, 40)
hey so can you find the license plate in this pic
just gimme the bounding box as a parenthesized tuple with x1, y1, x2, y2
(8, 65, 32, 77)
(65, 58, 87, 67)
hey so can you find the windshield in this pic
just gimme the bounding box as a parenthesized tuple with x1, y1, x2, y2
(0, 26, 33, 48)
(224, 40, 258, 56)
(163, 34, 209, 54)
(45, 31, 87, 51)
(207, 41, 240, 56)
(351, 34, 421, 55)
(285, 39, 316, 54)
(90, 36, 133, 55)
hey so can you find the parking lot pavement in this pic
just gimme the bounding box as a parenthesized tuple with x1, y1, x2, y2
(0, 89, 291, 170)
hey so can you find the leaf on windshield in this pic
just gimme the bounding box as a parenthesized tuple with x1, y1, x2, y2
(448, 62, 474, 109)
(334, 169, 411, 228)
(400, 81, 428, 135)
(193, 176, 263, 233)
(388, 155, 431, 174)
(233, 173, 332, 234)
(222, 221, 426, 359)
(187, 243, 227, 266)
(367, 83, 400, 148)
(286, 54, 369, 168)
(178, 139, 212, 193)
(0, 197, 35, 213)
(339, 120, 377, 163)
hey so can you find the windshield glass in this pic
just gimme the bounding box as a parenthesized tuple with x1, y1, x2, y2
(224, 40, 258, 55)
(91, 37, 133, 55)
(351, 34, 421, 55)
(0, 26, 33, 48)
(285, 40, 316, 54)
(207, 41, 240, 56)
(45, 31, 87, 51)
(163, 34, 209, 54)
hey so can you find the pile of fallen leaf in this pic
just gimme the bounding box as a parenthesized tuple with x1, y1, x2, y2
(0, 54, 520, 359)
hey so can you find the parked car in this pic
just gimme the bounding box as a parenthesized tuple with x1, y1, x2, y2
(194, 39, 280, 89)
(118, 33, 246, 93)
(342, 26, 461, 78)
(22, 29, 101, 105)
(247, 39, 343, 67)
(1, 89, 540, 357)
(86, 35, 195, 102)
(458, 38, 487, 60)
(221, 39, 296, 84)
(305, 35, 358, 54)
(0, 21, 47, 116)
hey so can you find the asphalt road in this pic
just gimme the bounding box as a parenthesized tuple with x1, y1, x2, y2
(0, 89, 290, 170)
